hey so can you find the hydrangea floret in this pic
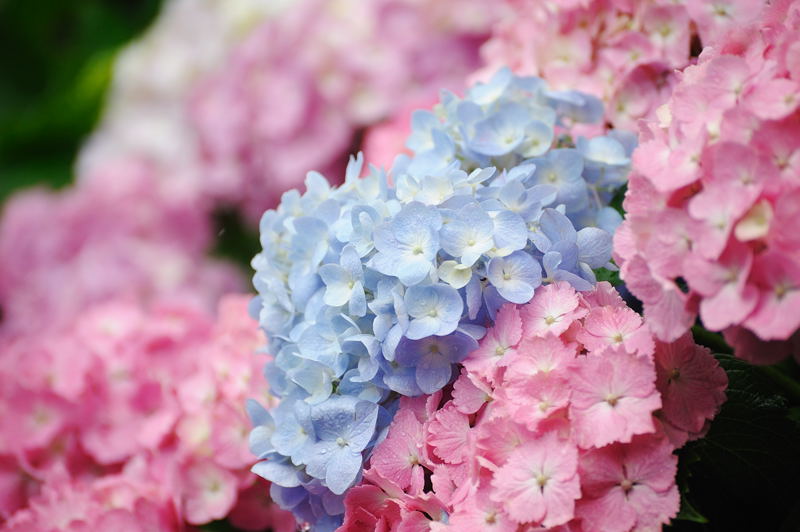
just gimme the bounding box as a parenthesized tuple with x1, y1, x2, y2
(248, 69, 635, 530)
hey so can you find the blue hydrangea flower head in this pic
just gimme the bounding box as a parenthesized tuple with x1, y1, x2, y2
(247, 68, 633, 530)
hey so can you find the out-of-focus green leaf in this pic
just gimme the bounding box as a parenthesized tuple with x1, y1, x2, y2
(211, 208, 261, 274)
(594, 266, 621, 286)
(0, 0, 161, 201)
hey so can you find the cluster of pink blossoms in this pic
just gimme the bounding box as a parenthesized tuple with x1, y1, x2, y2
(0, 159, 242, 338)
(615, 0, 800, 364)
(0, 295, 293, 531)
(338, 282, 727, 531)
(477, 0, 765, 132)
(190, 0, 501, 220)
(363, 0, 765, 168)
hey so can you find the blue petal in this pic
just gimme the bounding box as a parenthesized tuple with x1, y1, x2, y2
(249, 426, 276, 459)
(415, 351, 453, 394)
(347, 401, 380, 451)
(310, 396, 358, 441)
(246, 398, 273, 428)
(539, 208, 577, 244)
(577, 227, 613, 269)
(406, 316, 440, 340)
(325, 449, 363, 495)
(318, 264, 352, 307)
(252, 458, 302, 488)
(492, 210, 528, 252)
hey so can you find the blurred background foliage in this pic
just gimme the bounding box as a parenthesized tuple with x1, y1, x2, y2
(0, 0, 161, 202)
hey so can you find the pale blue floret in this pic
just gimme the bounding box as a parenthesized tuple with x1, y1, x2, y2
(319, 244, 366, 317)
(487, 250, 543, 303)
(468, 66, 514, 106)
(439, 203, 494, 266)
(577, 135, 631, 190)
(395, 331, 479, 394)
(577, 227, 613, 269)
(404, 283, 463, 339)
(530, 149, 589, 213)
(246, 399, 275, 459)
(468, 102, 531, 156)
(406, 109, 443, 153)
(252, 452, 304, 488)
(371, 202, 442, 286)
(272, 400, 316, 465)
(545, 89, 604, 124)
(491, 210, 528, 255)
(304, 397, 378, 495)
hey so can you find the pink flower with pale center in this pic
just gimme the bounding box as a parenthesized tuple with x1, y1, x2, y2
(462, 303, 522, 383)
(491, 431, 580, 527)
(569, 348, 661, 448)
(577, 435, 679, 532)
(520, 282, 585, 337)
(577, 306, 654, 357)
(370, 409, 427, 492)
(426, 405, 474, 466)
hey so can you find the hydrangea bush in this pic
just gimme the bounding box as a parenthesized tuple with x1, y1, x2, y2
(248, 70, 635, 529)
(339, 282, 727, 531)
(614, 0, 800, 363)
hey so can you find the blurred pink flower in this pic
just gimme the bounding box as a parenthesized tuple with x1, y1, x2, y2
(0, 160, 242, 338)
(191, 0, 498, 220)
(0, 296, 291, 530)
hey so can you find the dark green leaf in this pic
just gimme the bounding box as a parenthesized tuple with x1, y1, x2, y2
(672, 354, 800, 530)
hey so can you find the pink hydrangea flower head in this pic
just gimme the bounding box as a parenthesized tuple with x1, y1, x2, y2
(0, 171, 242, 338)
(0, 295, 285, 528)
(191, 0, 497, 220)
(473, 0, 746, 131)
(615, 0, 800, 362)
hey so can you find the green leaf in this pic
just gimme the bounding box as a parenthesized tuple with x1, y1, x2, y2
(676, 495, 709, 524)
(594, 267, 621, 286)
(609, 182, 627, 216)
(674, 354, 800, 530)
(210, 207, 260, 274)
(0, 0, 161, 200)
